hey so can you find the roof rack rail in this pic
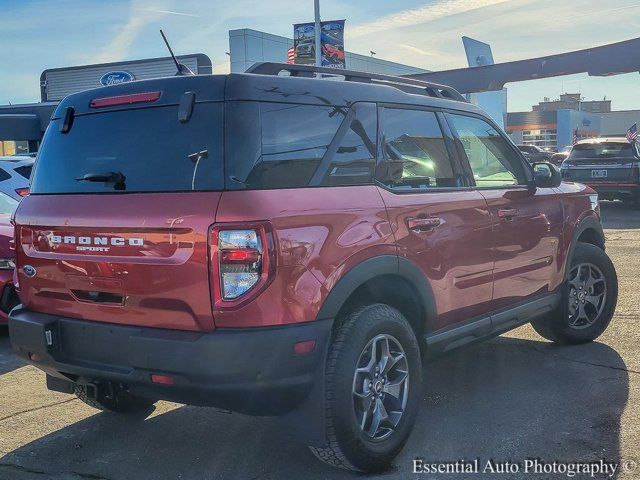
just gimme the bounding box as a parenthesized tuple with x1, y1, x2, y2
(245, 62, 467, 103)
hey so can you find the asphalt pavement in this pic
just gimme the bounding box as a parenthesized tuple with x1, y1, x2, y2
(0, 201, 638, 480)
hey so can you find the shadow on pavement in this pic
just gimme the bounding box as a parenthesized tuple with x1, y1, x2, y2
(600, 201, 640, 229)
(0, 334, 629, 480)
(0, 327, 24, 375)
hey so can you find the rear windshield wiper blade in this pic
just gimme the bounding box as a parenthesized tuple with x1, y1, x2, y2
(75, 171, 126, 190)
(75, 171, 126, 183)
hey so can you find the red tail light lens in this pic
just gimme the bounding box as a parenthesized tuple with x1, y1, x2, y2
(90, 91, 161, 108)
(210, 224, 274, 307)
(150, 374, 175, 385)
(15, 187, 29, 197)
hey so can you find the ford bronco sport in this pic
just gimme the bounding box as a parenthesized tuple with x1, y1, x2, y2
(9, 63, 618, 472)
(561, 137, 640, 208)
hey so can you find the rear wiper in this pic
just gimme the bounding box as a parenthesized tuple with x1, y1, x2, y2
(75, 171, 126, 190)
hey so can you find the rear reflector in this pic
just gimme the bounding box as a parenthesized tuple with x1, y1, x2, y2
(150, 374, 175, 385)
(220, 248, 260, 263)
(293, 340, 316, 355)
(15, 187, 29, 197)
(90, 91, 161, 108)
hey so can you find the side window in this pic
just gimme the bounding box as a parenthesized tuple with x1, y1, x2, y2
(14, 165, 32, 180)
(446, 113, 525, 187)
(378, 108, 460, 190)
(225, 102, 376, 189)
(0, 169, 10, 182)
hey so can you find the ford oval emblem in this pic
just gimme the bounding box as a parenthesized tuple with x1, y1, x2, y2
(100, 71, 135, 86)
(23, 265, 37, 277)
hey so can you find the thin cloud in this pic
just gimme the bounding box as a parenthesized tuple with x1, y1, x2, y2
(392, 43, 434, 56)
(348, 0, 512, 38)
(134, 7, 200, 18)
(94, 0, 170, 63)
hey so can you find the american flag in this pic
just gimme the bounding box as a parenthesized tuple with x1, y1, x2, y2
(287, 47, 295, 64)
(626, 123, 638, 143)
(572, 128, 579, 146)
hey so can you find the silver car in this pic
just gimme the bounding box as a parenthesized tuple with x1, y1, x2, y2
(0, 155, 34, 200)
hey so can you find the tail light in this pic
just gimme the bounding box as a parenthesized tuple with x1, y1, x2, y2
(15, 187, 29, 197)
(209, 224, 275, 308)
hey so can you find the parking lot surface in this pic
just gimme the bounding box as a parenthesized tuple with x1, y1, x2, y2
(0, 202, 639, 480)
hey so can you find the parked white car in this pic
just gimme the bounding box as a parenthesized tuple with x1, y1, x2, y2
(0, 156, 34, 200)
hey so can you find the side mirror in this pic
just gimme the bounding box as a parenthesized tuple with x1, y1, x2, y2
(532, 162, 561, 188)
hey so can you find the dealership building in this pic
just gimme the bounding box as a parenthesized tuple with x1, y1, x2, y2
(507, 93, 640, 149)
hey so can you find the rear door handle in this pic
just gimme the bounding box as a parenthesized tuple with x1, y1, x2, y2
(497, 208, 518, 220)
(407, 216, 442, 232)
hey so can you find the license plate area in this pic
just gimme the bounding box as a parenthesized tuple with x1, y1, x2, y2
(591, 169, 608, 178)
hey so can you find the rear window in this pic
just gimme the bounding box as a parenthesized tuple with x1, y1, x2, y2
(30, 104, 223, 194)
(569, 142, 637, 160)
(14, 164, 32, 180)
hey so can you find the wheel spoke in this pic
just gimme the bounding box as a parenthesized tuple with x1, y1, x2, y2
(381, 352, 405, 377)
(353, 390, 373, 411)
(585, 293, 604, 308)
(377, 336, 391, 374)
(569, 265, 582, 290)
(366, 398, 389, 438)
(383, 370, 408, 399)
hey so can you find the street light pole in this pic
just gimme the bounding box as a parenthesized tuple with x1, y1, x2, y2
(314, 0, 321, 68)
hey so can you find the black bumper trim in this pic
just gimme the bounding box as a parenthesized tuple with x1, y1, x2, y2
(9, 307, 332, 415)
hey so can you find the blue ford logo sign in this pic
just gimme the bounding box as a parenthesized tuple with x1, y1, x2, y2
(100, 71, 135, 86)
(23, 265, 36, 277)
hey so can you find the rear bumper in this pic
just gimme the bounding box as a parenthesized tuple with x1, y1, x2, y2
(585, 183, 640, 200)
(8, 307, 332, 415)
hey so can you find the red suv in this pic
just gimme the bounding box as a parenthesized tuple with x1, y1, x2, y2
(9, 63, 618, 472)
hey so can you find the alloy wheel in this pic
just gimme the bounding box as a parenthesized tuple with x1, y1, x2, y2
(352, 334, 409, 440)
(568, 262, 607, 329)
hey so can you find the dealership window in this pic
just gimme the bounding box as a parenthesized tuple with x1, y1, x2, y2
(0, 140, 32, 156)
(521, 129, 557, 149)
(447, 113, 525, 187)
(378, 108, 460, 190)
(226, 102, 376, 189)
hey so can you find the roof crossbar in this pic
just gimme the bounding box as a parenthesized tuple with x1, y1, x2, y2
(246, 62, 467, 103)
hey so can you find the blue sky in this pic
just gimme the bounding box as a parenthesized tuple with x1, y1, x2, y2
(2, 0, 640, 112)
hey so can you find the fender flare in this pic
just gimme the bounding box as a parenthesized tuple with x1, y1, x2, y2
(315, 255, 437, 330)
(564, 215, 605, 279)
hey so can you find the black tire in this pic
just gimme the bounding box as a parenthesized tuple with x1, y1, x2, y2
(309, 304, 422, 472)
(74, 384, 155, 413)
(531, 243, 617, 344)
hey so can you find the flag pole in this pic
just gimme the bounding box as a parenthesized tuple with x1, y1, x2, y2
(314, 0, 321, 68)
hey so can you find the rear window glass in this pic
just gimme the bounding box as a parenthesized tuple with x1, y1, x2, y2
(569, 142, 636, 159)
(226, 102, 376, 189)
(30, 104, 223, 194)
(14, 165, 32, 180)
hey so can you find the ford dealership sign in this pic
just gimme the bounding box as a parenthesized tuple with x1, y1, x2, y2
(100, 71, 135, 86)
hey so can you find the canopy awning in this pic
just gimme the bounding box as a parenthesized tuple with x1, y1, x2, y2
(0, 114, 42, 141)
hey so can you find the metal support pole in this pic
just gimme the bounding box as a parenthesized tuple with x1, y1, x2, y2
(314, 0, 321, 68)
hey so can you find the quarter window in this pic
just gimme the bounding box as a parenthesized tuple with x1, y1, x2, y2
(378, 108, 460, 190)
(226, 102, 376, 190)
(447, 114, 525, 187)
